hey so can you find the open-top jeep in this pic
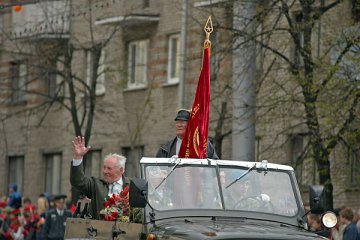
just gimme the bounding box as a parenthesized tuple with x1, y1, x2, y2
(65, 157, 336, 239)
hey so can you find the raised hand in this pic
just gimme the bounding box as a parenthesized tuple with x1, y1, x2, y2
(72, 136, 91, 160)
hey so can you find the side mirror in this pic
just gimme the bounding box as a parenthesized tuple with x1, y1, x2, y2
(129, 178, 148, 208)
(309, 185, 324, 214)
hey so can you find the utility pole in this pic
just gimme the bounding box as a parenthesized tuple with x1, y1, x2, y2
(232, 0, 257, 161)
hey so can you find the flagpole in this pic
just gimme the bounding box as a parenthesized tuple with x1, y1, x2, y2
(178, 16, 213, 159)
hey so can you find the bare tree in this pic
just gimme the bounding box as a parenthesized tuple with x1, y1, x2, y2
(0, 0, 123, 201)
(198, 0, 360, 210)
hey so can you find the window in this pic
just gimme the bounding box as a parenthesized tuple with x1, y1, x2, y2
(8, 156, 24, 193)
(10, 61, 27, 104)
(84, 149, 102, 178)
(122, 146, 144, 178)
(210, 32, 218, 80)
(289, 135, 304, 184)
(127, 40, 148, 89)
(86, 49, 106, 96)
(292, 12, 304, 67)
(142, 0, 150, 8)
(167, 34, 180, 84)
(352, 0, 360, 22)
(44, 153, 62, 195)
(348, 150, 360, 187)
(255, 136, 262, 162)
(48, 57, 64, 98)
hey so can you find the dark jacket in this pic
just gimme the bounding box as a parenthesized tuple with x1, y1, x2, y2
(156, 137, 219, 159)
(70, 161, 129, 220)
(43, 208, 72, 240)
(8, 191, 22, 209)
(343, 223, 360, 240)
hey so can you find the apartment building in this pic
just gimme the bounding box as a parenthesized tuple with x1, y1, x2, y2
(0, 0, 359, 209)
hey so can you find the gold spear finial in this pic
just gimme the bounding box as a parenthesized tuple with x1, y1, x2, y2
(204, 16, 213, 48)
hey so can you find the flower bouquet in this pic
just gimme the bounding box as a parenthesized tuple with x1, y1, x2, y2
(100, 185, 130, 222)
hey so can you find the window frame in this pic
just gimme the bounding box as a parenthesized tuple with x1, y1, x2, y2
(167, 34, 180, 84)
(8, 155, 24, 194)
(122, 145, 144, 178)
(86, 49, 106, 96)
(348, 149, 360, 187)
(84, 149, 102, 178)
(127, 39, 149, 89)
(10, 60, 27, 104)
(292, 12, 304, 68)
(47, 57, 65, 98)
(44, 153, 62, 195)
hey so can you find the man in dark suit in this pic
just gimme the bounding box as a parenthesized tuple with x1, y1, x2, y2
(43, 195, 72, 240)
(70, 136, 129, 220)
(156, 109, 218, 159)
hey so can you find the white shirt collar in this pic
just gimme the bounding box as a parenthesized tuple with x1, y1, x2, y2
(176, 137, 182, 155)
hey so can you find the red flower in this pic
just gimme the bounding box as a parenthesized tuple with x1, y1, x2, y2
(0, 201, 7, 208)
(100, 190, 130, 222)
(109, 197, 116, 206)
(111, 211, 119, 218)
(121, 185, 129, 197)
(11, 208, 20, 215)
(104, 200, 111, 207)
(114, 195, 122, 201)
(70, 203, 77, 213)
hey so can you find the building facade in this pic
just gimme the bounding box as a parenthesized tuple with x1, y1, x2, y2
(0, 0, 359, 209)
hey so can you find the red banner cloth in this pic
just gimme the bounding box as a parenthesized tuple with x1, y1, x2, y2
(178, 46, 211, 159)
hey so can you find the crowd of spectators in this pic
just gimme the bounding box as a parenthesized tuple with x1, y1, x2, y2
(308, 206, 360, 240)
(0, 184, 75, 240)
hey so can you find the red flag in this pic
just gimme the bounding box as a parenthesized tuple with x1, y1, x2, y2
(178, 46, 211, 159)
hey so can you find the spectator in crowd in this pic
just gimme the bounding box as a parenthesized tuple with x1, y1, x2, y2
(43, 195, 72, 240)
(8, 183, 22, 209)
(307, 213, 330, 238)
(355, 208, 360, 231)
(340, 207, 360, 240)
(330, 207, 346, 240)
(37, 195, 50, 218)
(70, 136, 129, 219)
(156, 109, 218, 159)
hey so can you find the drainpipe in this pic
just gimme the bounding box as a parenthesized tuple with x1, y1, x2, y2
(178, 0, 188, 108)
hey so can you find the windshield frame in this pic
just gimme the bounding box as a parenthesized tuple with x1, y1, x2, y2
(140, 157, 305, 227)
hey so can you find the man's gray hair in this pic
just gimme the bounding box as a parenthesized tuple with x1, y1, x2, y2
(104, 153, 126, 169)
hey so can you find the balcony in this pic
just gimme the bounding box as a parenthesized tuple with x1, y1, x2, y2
(11, 0, 70, 39)
(95, 13, 160, 27)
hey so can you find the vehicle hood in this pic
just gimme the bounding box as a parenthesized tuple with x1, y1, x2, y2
(151, 219, 326, 240)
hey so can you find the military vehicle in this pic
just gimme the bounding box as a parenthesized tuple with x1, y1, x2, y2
(65, 157, 337, 239)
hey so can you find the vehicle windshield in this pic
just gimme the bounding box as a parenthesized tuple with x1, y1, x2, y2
(144, 164, 298, 217)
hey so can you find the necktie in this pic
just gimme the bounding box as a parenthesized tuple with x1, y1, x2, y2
(111, 183, 114, 194)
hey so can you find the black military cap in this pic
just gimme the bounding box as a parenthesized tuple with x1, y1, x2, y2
(174, 109, 191, 121)
(53, 194, 67, 202)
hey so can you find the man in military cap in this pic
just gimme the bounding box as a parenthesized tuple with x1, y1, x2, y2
(43, 195, 72, 240)
(156, 109, 218, 159)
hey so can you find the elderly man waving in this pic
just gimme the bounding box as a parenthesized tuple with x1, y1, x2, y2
(70, 136, 129, 220)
